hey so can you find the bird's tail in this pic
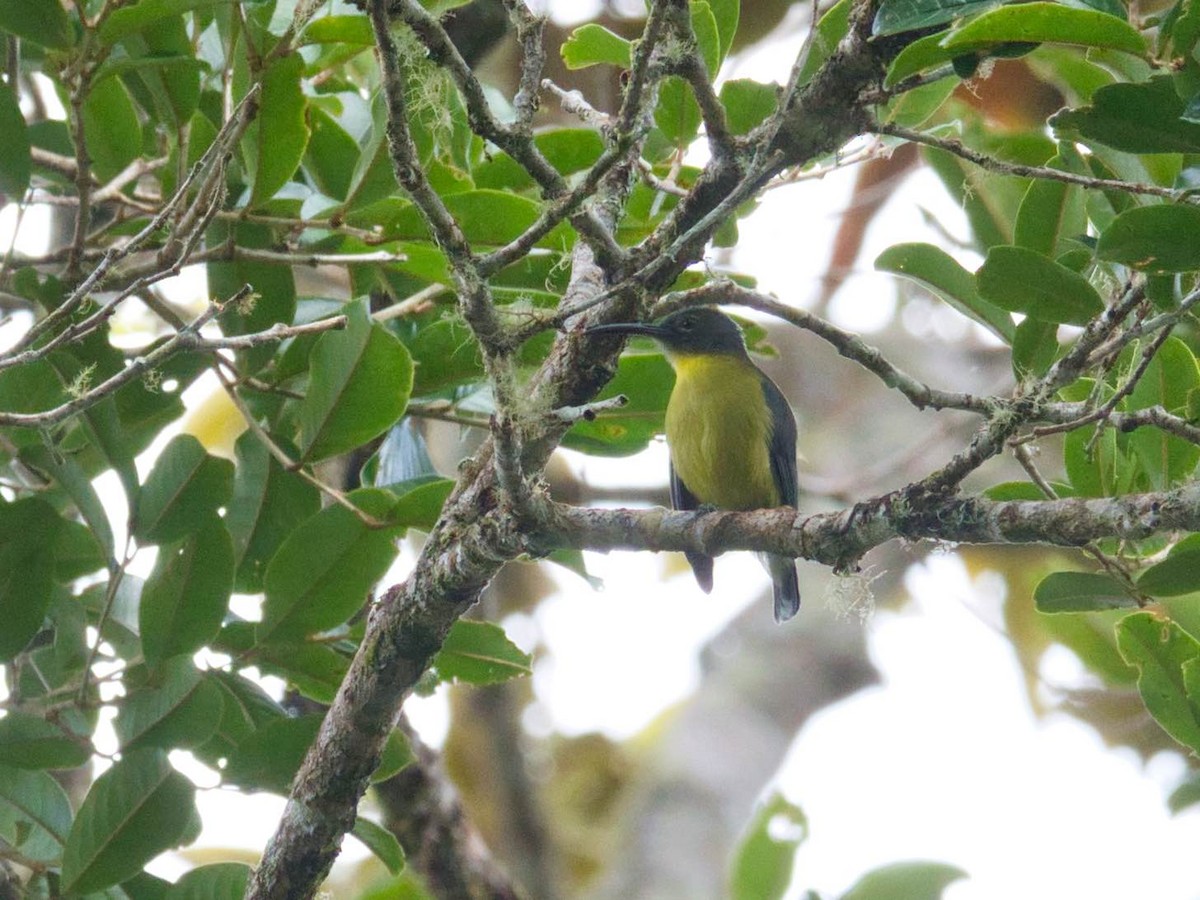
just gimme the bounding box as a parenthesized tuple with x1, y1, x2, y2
(686, 551, 714, 593)
(766, 553, 801, 623)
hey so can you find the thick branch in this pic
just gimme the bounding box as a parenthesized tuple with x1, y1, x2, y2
(536, 484, 1200, 573)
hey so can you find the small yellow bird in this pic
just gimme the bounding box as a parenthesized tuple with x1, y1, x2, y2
(588, 307, 800, 621)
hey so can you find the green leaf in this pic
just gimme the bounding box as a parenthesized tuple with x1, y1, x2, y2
(300, 14, 375, 46)
(0, 712, 90, 770)
(249, 640, 350, 704)
(372, 730, 415, 783)
(139, 518, 235, 668)
(473, 128, 604, 191)
(563, 353, 674, 456)
(382, 189, 572, 247)
(976, 245, 1104, 325)
(1126, 337, 1200, 488)
(299, 302, 414, 462)
(81, 75, 142, 184)
(0, 0, 73, 47)
(22, 444, 115, 563)
(654, 75, 702, 149)
(133, 434, 234, 544)
(729, 793, 806, 900)
(1033, 571, 1138, 613)
(99, 0, 229, 44)
(390, 478, 454, 531)
(0, 766, 73, 863)
(0, 498, 61, 661)
(1097, 204, 1200, 272)
(707, 0, 739, 60)
(942, 3, 1146, 54)
(207, 220, 297, 374)
(719, 80, 779, 136)
(560, 24, 631, 69)
(406, 318, 484, 395)
(1168, 771, 1200, 814)
(874, 0, 1001, 37)
(258, 488, 400, 643)
(192, 671, 285, 766)
(691, 1, 722, 77)
(164, 862, 252, 899)
(430, 620, 532, 685)
(304, 106, 359, 200)
(885, 31, 957, 87)
(1116, 611, 1200, 753)
(61, 748, 198, 895)
(1051, 76, 1200, 154)
(352, 818, 406, 874)
(115, 657, 223, 751)
(841, 861, 969, 900)
(1138, 535, 1200, 597)
(222, 713, 322, 794)
(1013, 159, 1086, 257)
(875, 242, 1014, 341)
(0, 84, 30, 198)
(246, 53, 310, 208)
(226, 433, 321, 594)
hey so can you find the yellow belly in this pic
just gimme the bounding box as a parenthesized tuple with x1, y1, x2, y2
(664, 354, 779, 510)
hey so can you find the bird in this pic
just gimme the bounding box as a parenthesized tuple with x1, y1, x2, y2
(586, 306, 801, 622)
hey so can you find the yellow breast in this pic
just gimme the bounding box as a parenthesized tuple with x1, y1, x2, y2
(664, 353, 779, 510)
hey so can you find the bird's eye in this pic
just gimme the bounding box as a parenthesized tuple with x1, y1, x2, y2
(678, 316, 694, 331)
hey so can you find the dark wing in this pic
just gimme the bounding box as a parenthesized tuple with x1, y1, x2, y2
(760, 371, 801, 620)
(760, 372, 798, 508)
(670, 460, 714, 593)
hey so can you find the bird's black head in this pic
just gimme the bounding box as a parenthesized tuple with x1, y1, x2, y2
(585, 307, 748, 357)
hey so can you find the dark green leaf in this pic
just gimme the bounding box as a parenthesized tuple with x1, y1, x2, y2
(719, 80, 779, 136)
(1168, 771, 1200, 814)
(407, 318, 483, 395)
(164, 862, 252, 899)
(246, 53, 310, 207)
(100, 0, 230, 44)
(226, 433, 321, 593)
(430, 620, 532, 685)
(1013, 160, 1086, 256)
(0, 0, 73, 47)
(61, 748, 198, 895)
(139, 518, 234, 668)
(81, 76, 142, 184)
(258, 488, 400, 643)
(0, 84, 30, 197)
(192, 671, 285, 766)
(885, 31, 957, 87)
(1033, 571, 1138, 613)
(1116, 611, 1200, 753)
(251, 640, 350, 704)
(691, 1, 722, 77)
(1138, 535, 1200, 596)
(390, 478, 454, 531)
(1051, 76, 1200, 154)
(304, 106, 359, 200)
(1097, 204, 1200, 272)
(222, 713, 322, 794)
(1011, 317, 1057, 377)
(0, 766, 72, 863)
(299, 302, 413, 462)
(133, 434, 234, 544)
(560, 24, 631, 69)
(876, 242, 1014, 341)
(114, 657, 223, 751)
(841, 861, 969, 900)
(0, 712, 89, 770)
(207, 220, 297, 374)
(352, 818, 406, 874)
(1126, 337, 1200, 488)
(564, 353, 674, 456)
(941, 3, 1145, 54)
(0, 498, 61, 661)
(21, 444, 115, 562)
(874, 0, 1001, 37)
(708, 0, 739, 60)
(976, 245, 1104, 325)
(729, 793, 806, 900)
(372, 730, 414, 783)
(655, 75, 702, 148)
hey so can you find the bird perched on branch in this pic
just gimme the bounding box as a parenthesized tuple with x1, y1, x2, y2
(587, 307, 800, 622)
